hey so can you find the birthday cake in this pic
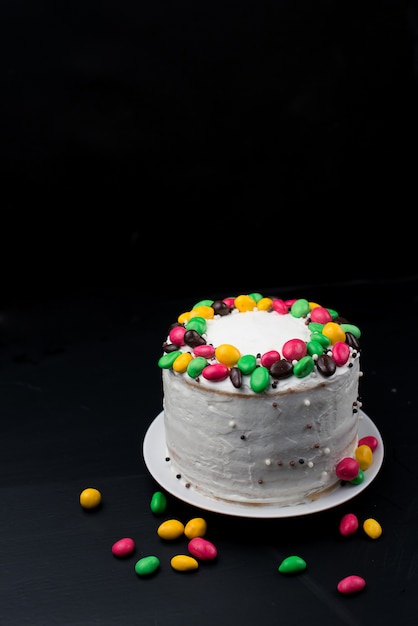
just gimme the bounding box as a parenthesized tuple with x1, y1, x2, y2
(158, 293, 363, 506)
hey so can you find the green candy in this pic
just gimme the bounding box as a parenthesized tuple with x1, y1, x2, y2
(237, 354, 257, 375)
(250, 366, 270, 393)
(350, 469, 365, 485)
(135, 556, 160, 576)
(186, 316, 207, 334)
(327, 308, 339, 319)
(278, 555, 307, 574)
(192, 299, 214, 308)
(187, 356, 208, 378)
(308, 322, 324, 334)
(310, 331, 331, 348)
(150, 491, 167, 514)
(158, 351, 182, 369)
(290, 298, 310, 318)
(247, 292, 263, 303)
(307, 340, 325, 357)
(341, 323, 361, 339)
(293, 355, 315, 378)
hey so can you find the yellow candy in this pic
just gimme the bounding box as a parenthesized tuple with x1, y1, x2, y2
(257, 297, 273, 311)
(234, 294, 256, 312)
(309, 301, 321, 310)
(171, 555, 199, 571)
(363, 518, 382, 539)
(79, 487, 102, 509)
(322, 321, 346, 345)
(157, 519, 185, 540)
(215, 343, 241, 367)
(189, 305, 215, 320)
(178, 311, 191, 324)
(184, 517, 207, 539)
(172, 352, 193, 373)
(355, 444, 373, 470)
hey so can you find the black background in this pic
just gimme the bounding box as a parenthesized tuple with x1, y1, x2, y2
(1, 1, 418, 296)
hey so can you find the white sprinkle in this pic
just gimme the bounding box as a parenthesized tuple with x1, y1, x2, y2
(323, 447, 330, 455)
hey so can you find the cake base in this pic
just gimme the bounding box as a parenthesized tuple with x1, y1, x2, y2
(143, 410, 384, 518)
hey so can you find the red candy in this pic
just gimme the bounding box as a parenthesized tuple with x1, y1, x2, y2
(188, 537, 218, 561)
(111, 537, 135, 557)
(337, 575, 366, 594)
(335, 457, 360, 481)
(358, 435, 379, 452)
(282, 339, 307, 361)
(261, 350, 281, 368)
(310, 306, 332, 324)
(202, 363, 229, 381)
(339, 513, 359, 536)
(193, 344, 216, 359)
(169, 326, 186, 346)
(332, 341, 350, 366)
(272, 299, 289, 314)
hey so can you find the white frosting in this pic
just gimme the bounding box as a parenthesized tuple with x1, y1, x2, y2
(161, 304, 362, 507)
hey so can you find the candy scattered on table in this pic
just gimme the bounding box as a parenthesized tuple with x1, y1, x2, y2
(188, 537, 217, 561)
(150, 490, 167, 514)
(363, 518, 383, 539)
(339, 513, 359, 536)
(111, 537, 135, 557)
(157, 519, 185, 540)
(337, 575, 366, 594)
(79, 487, 102, 509)
(278, 555, 307, 574)
(171, 554, 199, 572)
(184, 517, 207, 539)
(135, 556, 160, 576)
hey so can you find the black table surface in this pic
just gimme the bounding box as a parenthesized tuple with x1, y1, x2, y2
(1, 279, 417, 625)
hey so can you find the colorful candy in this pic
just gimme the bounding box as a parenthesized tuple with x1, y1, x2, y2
(184, 517, 207, 539)
(79, 487, 102, 510)
(135, 555, 160, 576)
(150, 491, 167, 514)
(157, 519, 185, 540)
(278, 555, 307, 574)
(337, 575, 366, 594)
(112, 537, 135, 557)
(355, 444, 373, 470)
(188, 537, 218, 561)
(335, 457, 360, 481)
(363, 518, 382, 539)
(358, 435, 378, 452)
(171, 555, 199, 571)
(339, 513, 359, 536)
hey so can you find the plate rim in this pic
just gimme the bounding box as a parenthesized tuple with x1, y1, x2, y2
(143, 410, 384, 518)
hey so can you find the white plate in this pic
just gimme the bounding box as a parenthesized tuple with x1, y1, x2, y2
(143, 411, 384, 518)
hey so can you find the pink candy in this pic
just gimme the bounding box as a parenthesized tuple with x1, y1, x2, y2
(261, 350, 281, 368)
(339, 513, 359, 536)
(282, 339, 307, 361)
(188, 537, 218, 561)
(111, 537, 135, 557)
(202, 363, 229, 381)
(272, 299, 289, 314)
(358, 435, 379, 452)
(310, 306, 332, 324)
(332, 341, 350, 366)
(193, 344, 216, 359)
(169, 326, 186, 346)
(335, 457, 360, 481)
(337, 575, 366, 594)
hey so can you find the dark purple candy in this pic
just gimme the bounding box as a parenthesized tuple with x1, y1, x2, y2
(269, 359, 293, 379)
(184, 329, 207, 348)
(229, 366, 242, 388)
(163, 342, 181, 353)
(212, 300, 231, 316)
(345, 332, 360, 351)
(316, 353, 337, 377)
